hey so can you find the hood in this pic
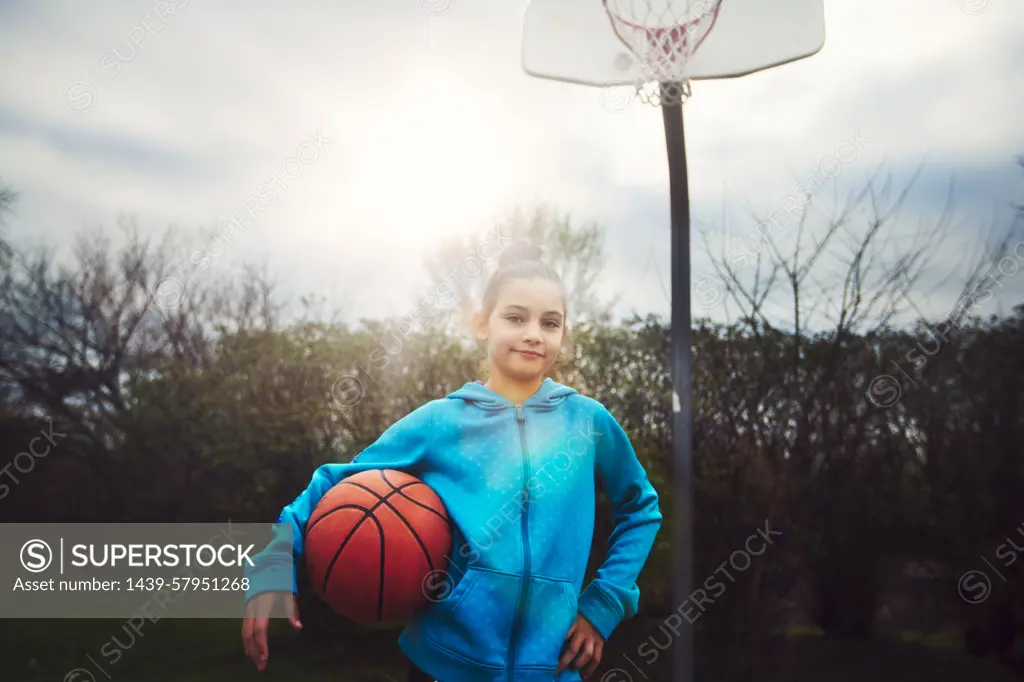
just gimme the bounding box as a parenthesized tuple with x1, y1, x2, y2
(446, 377, 578, 411)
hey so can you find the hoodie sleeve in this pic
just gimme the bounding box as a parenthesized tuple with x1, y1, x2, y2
(244, 400, 437, 602)
(575, 404, 663, 640)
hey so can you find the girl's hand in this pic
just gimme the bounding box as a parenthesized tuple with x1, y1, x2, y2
(556, 614, 605, 679)
(242, 592, 302, 671)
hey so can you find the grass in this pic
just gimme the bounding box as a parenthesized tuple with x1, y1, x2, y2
(0, 618, 407, 682)
(0, 617, 1018, 682)
(608, 618, 1021, 682)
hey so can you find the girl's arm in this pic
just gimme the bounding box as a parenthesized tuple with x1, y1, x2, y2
(576, 405, 663, 640)
(244, 400, 438, 601)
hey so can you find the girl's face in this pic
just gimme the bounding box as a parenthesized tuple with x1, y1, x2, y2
(476, 277, 566, 384)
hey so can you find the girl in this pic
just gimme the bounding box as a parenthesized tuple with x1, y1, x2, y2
(242, 241, 663, 681)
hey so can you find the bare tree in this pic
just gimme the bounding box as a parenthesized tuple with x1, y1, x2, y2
(696, 160, 1022, 644)
(420, 205, 613, 338)
(0, 181, 14, 269)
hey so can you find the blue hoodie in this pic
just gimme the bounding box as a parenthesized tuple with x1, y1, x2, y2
(246, 378, 662, 682)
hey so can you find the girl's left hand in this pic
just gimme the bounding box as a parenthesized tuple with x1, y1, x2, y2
(556, 614, 605, 679)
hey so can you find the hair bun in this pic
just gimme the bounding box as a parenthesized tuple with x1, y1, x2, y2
(499, 241, 543, 268)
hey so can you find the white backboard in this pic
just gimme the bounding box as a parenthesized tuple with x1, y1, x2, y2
(522, 0, 826, 86)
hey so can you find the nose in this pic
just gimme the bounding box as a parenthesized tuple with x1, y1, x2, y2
(522, 322, 542, 343)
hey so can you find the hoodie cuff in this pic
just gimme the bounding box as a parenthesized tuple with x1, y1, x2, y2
(576, 581, 625, 641)
(244, 554, 296, 603)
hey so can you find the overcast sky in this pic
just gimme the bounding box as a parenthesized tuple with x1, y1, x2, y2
(1, 0, 1022, 334)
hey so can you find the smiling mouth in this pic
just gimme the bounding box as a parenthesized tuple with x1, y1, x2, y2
(516, 350, 543, 358)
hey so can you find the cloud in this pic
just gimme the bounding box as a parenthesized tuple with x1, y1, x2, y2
(0, 0, 1020, 329)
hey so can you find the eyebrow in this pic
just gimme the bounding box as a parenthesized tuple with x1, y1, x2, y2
(504, 304, 563, 318)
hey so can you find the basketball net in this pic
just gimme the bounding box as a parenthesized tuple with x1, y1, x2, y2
(603, 0, 724, 106)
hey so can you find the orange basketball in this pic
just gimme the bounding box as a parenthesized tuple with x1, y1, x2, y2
(304, 469, 452, 622)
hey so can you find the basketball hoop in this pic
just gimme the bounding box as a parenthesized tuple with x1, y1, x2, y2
(603, 0, 724, 106)
(521, 5, 827, 680)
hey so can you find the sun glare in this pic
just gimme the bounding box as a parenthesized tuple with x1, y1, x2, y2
(343, 64, 514, 249)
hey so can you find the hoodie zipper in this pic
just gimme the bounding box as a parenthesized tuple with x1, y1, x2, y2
(507, 403, 531, 681)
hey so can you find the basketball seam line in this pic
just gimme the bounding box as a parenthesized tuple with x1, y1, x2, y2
(310, 477, 444, 619)
(305, 480, 432, 544)
(379, 470, 442, 574)
(389, 484, 453, 527)
(305, 480, 418, 536)
(312, 496, 396, 615)
(335, 477, 453, 531)
(321, 506, 384, 615)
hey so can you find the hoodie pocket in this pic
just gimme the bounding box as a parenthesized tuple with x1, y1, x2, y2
(517, 575, 579, 670)
(424, 566, 520, 668)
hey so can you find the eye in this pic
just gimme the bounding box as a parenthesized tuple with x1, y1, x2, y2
(544, 320, 561, 329)
(507, 315, 522, 323)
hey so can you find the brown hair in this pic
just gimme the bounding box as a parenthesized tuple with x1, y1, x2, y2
(475, 241, 573, 379)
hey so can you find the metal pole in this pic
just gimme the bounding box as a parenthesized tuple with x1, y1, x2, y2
(661, 85, 694, 682)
